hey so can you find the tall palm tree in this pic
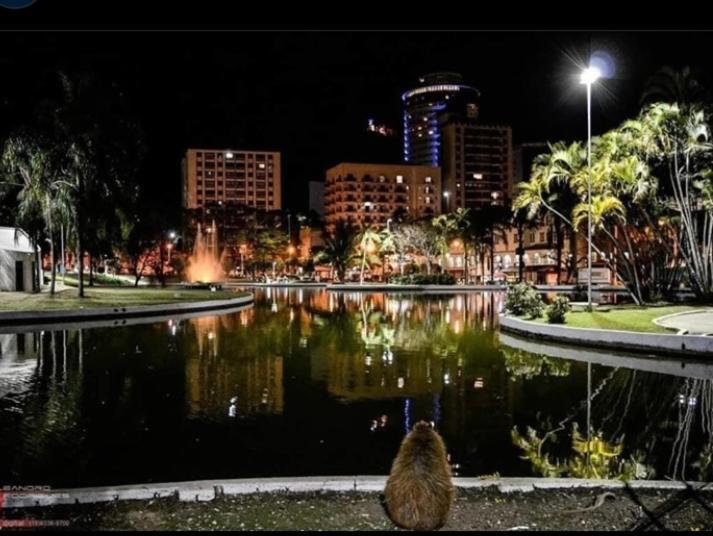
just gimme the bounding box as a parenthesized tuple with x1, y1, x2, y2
(1, 132, 66, 294)
(357, 226, 382, 284)
(433, 208, 471, 281)
(314, 220, 356, 282)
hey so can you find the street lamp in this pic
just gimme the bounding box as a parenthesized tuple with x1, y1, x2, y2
(580, 65, 601, 312)
(443, 191, 450, 213)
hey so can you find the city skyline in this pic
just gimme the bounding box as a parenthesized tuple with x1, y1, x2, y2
(3, 31, 713, 222)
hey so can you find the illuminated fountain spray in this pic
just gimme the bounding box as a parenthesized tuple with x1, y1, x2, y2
(187, 220, 225, 282)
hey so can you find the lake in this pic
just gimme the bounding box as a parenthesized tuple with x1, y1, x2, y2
(1, 288, 711, 487)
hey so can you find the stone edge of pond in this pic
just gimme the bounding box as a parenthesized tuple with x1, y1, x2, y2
(3, 477, 707, 509)
(327, 284, 507, 292)
(0, 294, 254, 326)
(499, 314, 713, 358)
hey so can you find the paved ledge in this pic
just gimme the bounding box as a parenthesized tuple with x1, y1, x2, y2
(227, 282, 327, 289)
(500, 314, 713, 358)
(0, 294, 254, 327)
(327, 284, 506, 293)
(3, 477, 708, 509)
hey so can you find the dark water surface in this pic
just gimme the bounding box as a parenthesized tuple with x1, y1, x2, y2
(1, 289, 711, 487)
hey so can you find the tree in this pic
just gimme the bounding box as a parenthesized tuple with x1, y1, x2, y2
(41, 70, 145, 298)
(641, 66, 709, 107)
(0, 131, 69, 294)
(357, 226, 382, 284)
(628, 103, 713, 301)
(391, 220, 443, 275)
(433, 208, 471, 281)
(314, 220, 357, 282)
(251, 228, 289, 278)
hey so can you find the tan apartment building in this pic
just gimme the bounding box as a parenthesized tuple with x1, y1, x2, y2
(441, 122, 513, 211)
(325, 163, 442, 230)
(182, 148, 282, 211)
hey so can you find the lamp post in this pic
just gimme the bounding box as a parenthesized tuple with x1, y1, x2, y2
(580, 65, 600, 312)
(443, 191, 450, 213)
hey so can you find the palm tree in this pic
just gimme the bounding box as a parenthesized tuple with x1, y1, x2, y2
(641, 66, 709, 107)
(1, 132, 67, 294)
(357, 226, 382, 284)
(631, 102, 713, 300)
(433, 208, 471, 281)
(314, 220, 356, 282)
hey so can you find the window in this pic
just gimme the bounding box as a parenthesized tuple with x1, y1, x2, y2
(396, 175, 404, 184)
(425, 176, 432, 183)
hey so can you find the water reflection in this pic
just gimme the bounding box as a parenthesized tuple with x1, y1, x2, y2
(0, 288, 711, 487)
(184, 313, 284, 417)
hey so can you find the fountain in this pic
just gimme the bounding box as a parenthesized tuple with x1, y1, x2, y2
(186, 220, 225, 289)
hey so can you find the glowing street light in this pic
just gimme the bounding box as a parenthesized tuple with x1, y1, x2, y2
(580, 64, 601, 312)
(443, 190, 451, 212)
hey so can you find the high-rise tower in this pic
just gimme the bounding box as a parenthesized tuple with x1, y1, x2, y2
(402, 72, 480, 166)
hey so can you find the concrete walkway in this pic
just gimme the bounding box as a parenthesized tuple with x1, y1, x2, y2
(655, 309, 713, 335)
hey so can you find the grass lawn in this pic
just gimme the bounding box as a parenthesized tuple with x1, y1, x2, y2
(532, 305, 698, 333)
(0, 286, 248, 312)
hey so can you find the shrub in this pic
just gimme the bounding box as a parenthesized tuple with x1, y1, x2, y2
(505, 282, 544, 319)
(545, 295, 571, 324)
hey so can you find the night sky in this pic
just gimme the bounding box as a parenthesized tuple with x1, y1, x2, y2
(2, 7, 713, 221)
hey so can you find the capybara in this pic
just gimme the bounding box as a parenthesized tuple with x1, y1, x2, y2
(383, 421, 454, 530)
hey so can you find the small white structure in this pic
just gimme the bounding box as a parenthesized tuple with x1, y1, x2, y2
(0, 227, 39, 292)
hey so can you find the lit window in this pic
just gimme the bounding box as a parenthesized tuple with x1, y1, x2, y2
(258, 163, 266, 169)
(396, 175, 403, 184)
(473, 173, 483, 180)
(425, 176, 432, 183)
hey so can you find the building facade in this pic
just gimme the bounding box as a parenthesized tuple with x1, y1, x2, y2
(402, 73, 480, 166)
(182, 149, 282, 212)
(441, 122, 513, 211)
(324, 163, 442, 230)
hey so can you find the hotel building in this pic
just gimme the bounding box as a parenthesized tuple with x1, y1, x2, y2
(182, 149, 282, 211)
(441, 121, 513, 211)
(402, 72, 480, 166)
(324, 163, 442, 230)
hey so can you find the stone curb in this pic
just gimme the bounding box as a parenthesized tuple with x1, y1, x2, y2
(0, 294, 254, 326)
(326, 284, 507, 292)
(499, 314, 713, 357)
(499, 332, 713, 380)
(3, 477, 709, 509)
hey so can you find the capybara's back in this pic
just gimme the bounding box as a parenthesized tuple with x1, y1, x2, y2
(384, 421, 454, 530)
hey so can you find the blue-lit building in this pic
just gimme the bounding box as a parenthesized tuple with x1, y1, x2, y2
(401, 72, 480, 166)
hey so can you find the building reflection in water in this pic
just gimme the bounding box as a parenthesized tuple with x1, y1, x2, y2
(184, 311, 284, 418)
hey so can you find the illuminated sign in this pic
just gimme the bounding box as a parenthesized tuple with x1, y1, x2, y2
(402, 84, 467, 101)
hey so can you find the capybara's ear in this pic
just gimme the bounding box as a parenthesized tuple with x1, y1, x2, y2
(413, 420, 432, 432)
